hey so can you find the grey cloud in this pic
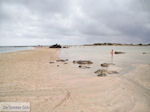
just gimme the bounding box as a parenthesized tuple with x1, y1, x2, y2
(78, 0, 150, 43)
(0, 0, 150, 45)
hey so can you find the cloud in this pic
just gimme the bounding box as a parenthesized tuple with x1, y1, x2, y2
(0, 0, 150, 45)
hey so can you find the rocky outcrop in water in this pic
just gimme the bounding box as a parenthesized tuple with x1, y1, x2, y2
(56, 59, 68, 62)
(142, 52, 146, 54)
(49, 61, 55, 64)
(49, 44, 62, 48)
(73, 60, 93, 64)
(95, 69, 118, 77)
(95, 69, 107, 77)
(101, 63, 115, 67)
(114, 51, 125, 54)
(63, 46, 69, 48)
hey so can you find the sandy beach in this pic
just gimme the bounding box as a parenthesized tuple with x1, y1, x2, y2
(0, 48, 150, 112)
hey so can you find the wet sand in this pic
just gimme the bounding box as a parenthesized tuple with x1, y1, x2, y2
(0, 48, 150, 112)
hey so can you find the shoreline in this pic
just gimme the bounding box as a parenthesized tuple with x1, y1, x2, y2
(0, 45, 150, 54)
(0, 47, 34, 54)
(0, 48, 150, 112)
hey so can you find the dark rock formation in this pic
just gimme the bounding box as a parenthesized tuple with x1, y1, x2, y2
(49, 44, 61, 48)
(95, 69, 118, 76)
(142, 52, 146, 54)
(97, 73, 107, 77)
(56, 59, 68, 62)
(138, 43, 143, 46)
(73, 60, 93, 64)
(49, 61, 55, 64)
(95, 69, 107, 77)
(93, 43, 122, 46)
(95, 69, 107, 74)
(63, 46, 69, 48)
(101, 63, 115, 67)
(114, 51, 125, 54)
(108, 70, 118, 74)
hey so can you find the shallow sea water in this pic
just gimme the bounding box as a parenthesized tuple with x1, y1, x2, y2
(61, 46, 150, 74)
(0, 47, 33, 53)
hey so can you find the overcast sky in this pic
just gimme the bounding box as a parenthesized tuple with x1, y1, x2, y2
(0, 0, 150, 45)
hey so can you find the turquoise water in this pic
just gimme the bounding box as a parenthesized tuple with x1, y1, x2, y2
(61, 46, 150, 74)
(0, 47, 33, 53)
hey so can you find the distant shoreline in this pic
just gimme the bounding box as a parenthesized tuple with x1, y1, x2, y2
(0, 46, 34, 53)
(84, 43, 150, 46)
(0, 45, 150, 54)
(0, 43, 150, 47)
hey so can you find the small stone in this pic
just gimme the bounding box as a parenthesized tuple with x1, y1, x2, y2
(78, 65, 91, 69)
(101, 63, 109, 67)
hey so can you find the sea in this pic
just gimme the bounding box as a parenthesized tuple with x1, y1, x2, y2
(0, 46, 33, 53)
(61, 46, 150, 74)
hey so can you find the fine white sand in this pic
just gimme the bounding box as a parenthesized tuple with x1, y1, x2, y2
(0, 48, 150, 112)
